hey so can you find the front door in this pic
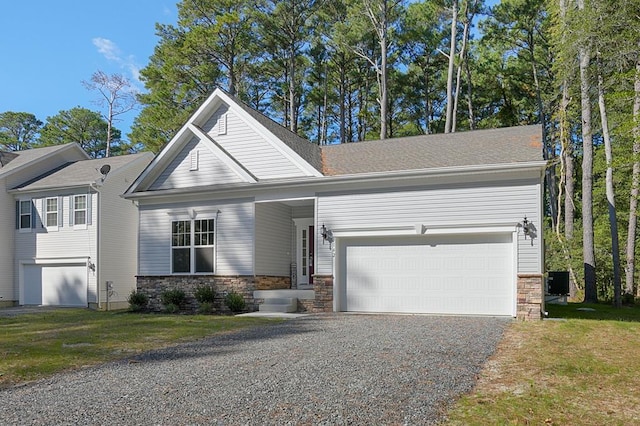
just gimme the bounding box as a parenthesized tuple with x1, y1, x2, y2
(294, 219, 314, 286)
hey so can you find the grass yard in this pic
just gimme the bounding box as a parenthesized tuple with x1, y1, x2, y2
(445, 303, 640, 425)
(0, 309, 281, 389)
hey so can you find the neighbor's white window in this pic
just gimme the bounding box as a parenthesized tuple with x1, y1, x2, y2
(19, 200, 32, 229)
(73, 195, 87, 225)
(171, 218, 215, 274)
(45, 197, 58, 227)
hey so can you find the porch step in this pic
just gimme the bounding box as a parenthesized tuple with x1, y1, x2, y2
(259, 297, 297, 313)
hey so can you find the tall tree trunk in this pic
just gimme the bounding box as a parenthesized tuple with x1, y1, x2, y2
(321, 62, 329, 145)
(424, 60, 432, 134)
(465, 51, 475, 130)
(339, 59, 346, 144)
(530, 38, 557, 231)
(597, 61, 622, 307)
(559, 0, 574, 242)
(379, 11, 388, 140)
(444, 0, 458, 134)
(289, 54, 297, 133)
(577, 0, 597, 303)
(451, 16, 469, 133)
(627, 54, 640, 297)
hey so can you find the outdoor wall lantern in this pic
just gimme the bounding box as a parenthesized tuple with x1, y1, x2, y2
(521, 216, 532, 239)
(321, 224, 333, 249)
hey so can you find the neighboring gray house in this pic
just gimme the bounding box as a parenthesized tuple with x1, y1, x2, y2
(0, 144, 153, 309)
(125, 88, 546, 320)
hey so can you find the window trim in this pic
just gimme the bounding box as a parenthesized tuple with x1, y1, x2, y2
(170, 218, 216, 274)
(71, 194, 91, 229)
(44, 197, 59, 230)
(17, 199, 33, 232)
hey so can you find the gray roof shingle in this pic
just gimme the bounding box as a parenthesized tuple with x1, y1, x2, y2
(227, 92, 324, 173)
(0, 144, 82, 177)
(12, 152, 150, 191)
(320, 125, 543, 175)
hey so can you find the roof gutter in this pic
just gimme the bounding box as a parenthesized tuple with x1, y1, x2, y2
(123, 160, 548, 201)
(8, 183, 95, 194)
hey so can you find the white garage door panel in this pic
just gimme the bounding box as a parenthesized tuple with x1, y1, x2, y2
(344, 234, 514, 316)
(23, 264, 87, 306)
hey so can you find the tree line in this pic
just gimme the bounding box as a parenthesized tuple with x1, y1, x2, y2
(2, 0, 640, 303)
(0, 71, 137, 158)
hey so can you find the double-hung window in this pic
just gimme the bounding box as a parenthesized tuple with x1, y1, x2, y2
(18, 200, 32, 230)
(171, 218, 215, 274)
(45, 197, 58, 228)
(73, 195, 87, 225)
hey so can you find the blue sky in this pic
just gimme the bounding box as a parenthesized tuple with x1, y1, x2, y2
(0, 1, 178, 140)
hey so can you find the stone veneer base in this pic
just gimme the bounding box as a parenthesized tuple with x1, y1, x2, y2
(137, 275, 266, 313)
(138, 273, 544, 320)
(517, 273, 544, 321)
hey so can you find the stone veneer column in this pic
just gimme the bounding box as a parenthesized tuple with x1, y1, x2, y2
(312, 275, 334, 312)
(517, 274, 544, 321)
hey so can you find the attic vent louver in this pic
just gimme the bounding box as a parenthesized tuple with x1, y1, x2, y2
(217, 113, 227, 135)
(190, 150, 199, 171)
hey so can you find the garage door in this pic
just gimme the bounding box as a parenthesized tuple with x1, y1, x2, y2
(342, 233, 514, 316)
(23, 264, 88, 306)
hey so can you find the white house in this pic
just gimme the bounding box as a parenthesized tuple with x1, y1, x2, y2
(124, 88, 546, 320)
(0, 145, 153, 309)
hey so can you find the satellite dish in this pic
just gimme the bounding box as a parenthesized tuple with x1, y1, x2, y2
(99, 164, 111, 176)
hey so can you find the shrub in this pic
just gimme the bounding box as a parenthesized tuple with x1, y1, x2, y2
(128, 290, 148, 312)
(194, 285, 216, 303)
(197, 302, 215, 314)
(164, 303, 180, 314)
(161, 288, 186, 310)
(224, 291, 246, 313)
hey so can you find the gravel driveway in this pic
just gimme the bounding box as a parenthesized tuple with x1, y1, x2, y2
(0, 314, 508, 425)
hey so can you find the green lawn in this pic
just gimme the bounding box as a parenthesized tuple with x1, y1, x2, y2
(0, 309, 281, 388)
(445, 303, 640, 425)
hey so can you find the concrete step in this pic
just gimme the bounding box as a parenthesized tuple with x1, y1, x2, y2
(259, 297, 297, 313)
(253, 289, 315, 300)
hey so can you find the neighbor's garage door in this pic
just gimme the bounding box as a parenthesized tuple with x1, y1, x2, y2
(23, 264, 88, 306)
(342, 233, 514, 316)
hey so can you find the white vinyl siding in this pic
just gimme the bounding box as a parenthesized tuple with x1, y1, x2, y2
(201, 105, 307, 179)
(0, 179, 15, 301)
(15, 194, 98, 304)
(149, 136, 245, 190)
(2, 147, 89, 304)
(97, 154, 152, 308)
(255, 203, 292, 276)
(138, 199, 254, 276)
(316, 179, 542, 276)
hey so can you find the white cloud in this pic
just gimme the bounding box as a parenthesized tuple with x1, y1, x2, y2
(92, 37, 121, 62)
(92, 38, 143, 87)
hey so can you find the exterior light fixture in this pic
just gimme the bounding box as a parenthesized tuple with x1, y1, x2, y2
(321, 224, 329, 243)
(521, 216, 532, 239)
(321, 224, 333, 249)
